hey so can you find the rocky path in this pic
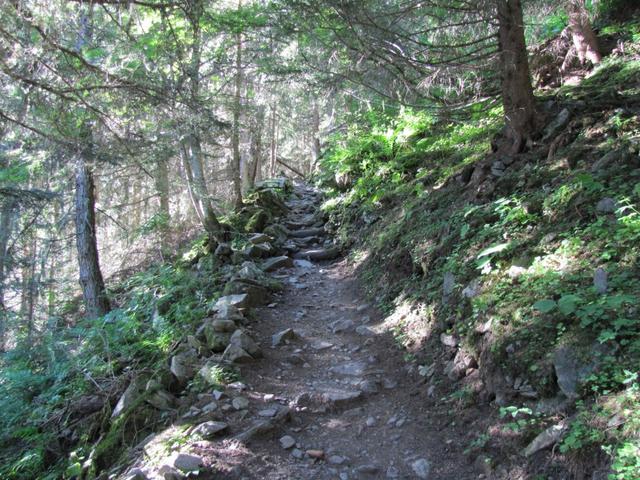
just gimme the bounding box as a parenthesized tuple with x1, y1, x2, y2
(125, 183, 482, 480)
(196, 183, 481, 480)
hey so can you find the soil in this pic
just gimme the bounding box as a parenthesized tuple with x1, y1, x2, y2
(187, 183, 486, 479)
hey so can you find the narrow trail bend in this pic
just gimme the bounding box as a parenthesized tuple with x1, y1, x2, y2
(197, 183, 481, 480)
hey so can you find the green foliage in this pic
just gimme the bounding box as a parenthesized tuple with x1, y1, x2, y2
(0, 238, 223, 479)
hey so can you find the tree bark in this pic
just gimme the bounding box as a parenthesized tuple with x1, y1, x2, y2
(567, 0, 601, 66)
(0, 197, 16, 351)
(249, 104, 265, 186)
(75, 155, 110, 319)
(269, 101, 278, 177)
(231, 0, 244, 208)
(154, 154, 171, 251)
(310, 100, 321, 173)
(496, 0, 537, 153)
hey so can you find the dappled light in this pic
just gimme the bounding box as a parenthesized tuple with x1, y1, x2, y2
(1, 0, 640, 478)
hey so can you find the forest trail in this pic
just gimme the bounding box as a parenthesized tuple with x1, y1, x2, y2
(185, 183, 482, 480)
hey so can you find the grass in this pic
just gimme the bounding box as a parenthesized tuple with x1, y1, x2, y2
(318, 51, 640, 477)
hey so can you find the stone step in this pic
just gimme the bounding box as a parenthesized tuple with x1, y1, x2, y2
(293, 246, 340, 261)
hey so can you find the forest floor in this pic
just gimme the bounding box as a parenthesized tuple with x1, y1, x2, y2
(176, 184, 483, 479)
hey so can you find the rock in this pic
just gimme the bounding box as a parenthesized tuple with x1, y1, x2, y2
(243, 242, 274, 259)
(523, 423, 567, 456)
(214, 243, 232, 257)
(280, 435, 296, 449)
(359, 379, 380, 394)
(386, 466, 400, 478)
(594, 267, 608, 294)
(330, 318, 355, 333)
(553, 344, 607, 399)
(145, 380, 176, 410)
(293, 259, 314, 268)
(329, 361, 367, 376)
(356, 464, 380, 474)
(123, 468, 148, 480)
(462, 279, 481, 299)
(210, 319, 237, 333)
(111, 381, 140, 419)
(444, 349, 477, 381)
(491, 160, 506, 177)
(322, 389, 363, 406)
(440, 333, 458, 347)
(258, 407, 278, 417)
(355, 325, 375, 336)
(222, 343, 254, 363)
(328, 455, 345, 465)
(232, 396, 250, 410)
(213, 294, 250, 311)
(249, 233, 271, 244)
(543, 108, 570, 141)
(192, 421, 228, 439)
(306, 449, 325, 459)
(223, 280, 269, 306)
(292, 448, 304, 459)
(311, 340, 334, 350)
(203, 326, 232, 353)
(170, 350, 197, 383)
(272, 328, 297, 346)
(263, 256, 294, 271)
(294, 247, 340, 261)
(229, 329, 262, 358)
(596, 197, 618, 214)
(289, 227, 325, 238)
(383, 378, 398, 389)
(591, 149, 627, 172)
(410, 458, 431, 479)
(215, 303, 245, 322)
(366, 416, 376, 427)
(172, 453, 204, 473)
(213, 390, 225, 401)
(157, 464, 183, 480)
(442, 272, 455, 303)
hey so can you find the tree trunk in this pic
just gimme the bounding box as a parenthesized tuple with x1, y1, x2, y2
(568, 0, 601, 66)
(249, 104, 265, 186)
(154, 155, 171, 251)
(310, 100, 321, 173)
(0, 197, 16, 351)
(75, 155, 110, 319)
(231, 0, 244, 208)
(181, 136, 225, 243)
(269, 102, 278, 177)
(496, 0, 537, 153)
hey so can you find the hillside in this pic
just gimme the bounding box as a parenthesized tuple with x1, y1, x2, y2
(1, 1, 639, 479)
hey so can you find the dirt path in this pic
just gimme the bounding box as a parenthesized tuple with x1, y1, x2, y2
(194, 183, 482, 479)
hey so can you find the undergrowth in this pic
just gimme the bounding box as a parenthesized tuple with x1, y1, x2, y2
(318, 52, 640, 477)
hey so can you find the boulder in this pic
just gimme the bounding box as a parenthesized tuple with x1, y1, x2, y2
(249, 233, 272, 245)
(553, 344, 608, 399)
(111, 381, 140, 419)
(223, 280, 269, 306)
(263, 256, 294, 272)
(170, 350, 197, 383)
(542, 108, 570, 142)
(229, 329, 262, 358)
(243, 242, 274, 259)
(213, 294, 250, 311)
(293, 247, 340, 261)
(444, 349, 477, 381)
(523, 423, 567, 457)
(145, 380, 176, 411)
(222, 344, 253, 363)
(202, 325, 232, 353)
(214, 243, 232, 257)
(192, 421, 228, 439)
